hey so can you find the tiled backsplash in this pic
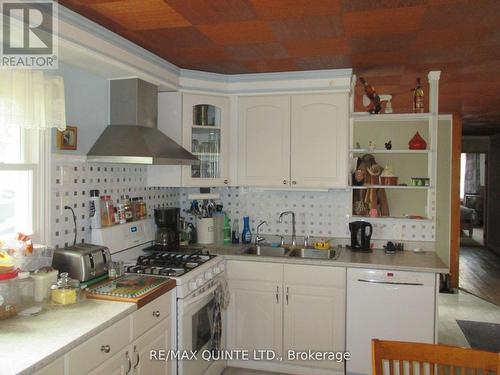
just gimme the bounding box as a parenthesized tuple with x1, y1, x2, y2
(51, 156, 179, 249)
(50, 157, 435, 248)
(180, 187, 436, 243)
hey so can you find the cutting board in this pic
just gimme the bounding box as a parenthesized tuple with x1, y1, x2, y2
(86, 274, 176, 308)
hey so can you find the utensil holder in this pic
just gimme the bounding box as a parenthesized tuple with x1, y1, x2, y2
(196, 217, 215, 244)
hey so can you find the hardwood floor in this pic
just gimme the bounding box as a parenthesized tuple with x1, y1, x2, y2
(459, 242, 500, 306)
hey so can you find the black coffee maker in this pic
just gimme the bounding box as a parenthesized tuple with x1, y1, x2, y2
(154, 207, 180, 251)
(349, 221, 373, 251)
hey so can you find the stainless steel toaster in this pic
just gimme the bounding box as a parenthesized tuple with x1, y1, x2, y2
(52, 243, 111, 282)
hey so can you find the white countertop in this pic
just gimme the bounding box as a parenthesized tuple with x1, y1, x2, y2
(0, 298, 136, 375)
(0, 246, 447, 375)
(203, 244, 449, 273)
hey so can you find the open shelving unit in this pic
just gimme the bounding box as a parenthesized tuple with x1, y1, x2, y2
(348, 71, 440, 222)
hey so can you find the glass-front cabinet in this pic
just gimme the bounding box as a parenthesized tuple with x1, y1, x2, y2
(182, 93, 230, 186)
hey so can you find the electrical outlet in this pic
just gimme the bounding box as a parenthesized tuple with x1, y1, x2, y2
(59, 195, 70, 213)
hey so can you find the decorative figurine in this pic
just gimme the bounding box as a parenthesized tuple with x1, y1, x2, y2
(408, 132, 427, 150)
(360, 77, 381, 114)
(380, 94, 393, 113)
(411, 77, 424, 113)
(384, 140, 392, 150)
(368, 141, 376, 151)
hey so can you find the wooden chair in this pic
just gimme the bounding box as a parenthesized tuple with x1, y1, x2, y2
(372, 339, 500, 375)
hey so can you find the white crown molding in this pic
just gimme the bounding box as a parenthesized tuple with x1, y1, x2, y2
(57, 4, 353, 95)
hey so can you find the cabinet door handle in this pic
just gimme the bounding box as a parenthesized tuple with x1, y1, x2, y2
(283, 180, 287, 184)
(125, 351, 132, 375)
(292, 181, 297, 185)
(100, 344, 111, 353)
(224, 179, 228, 184)
(276, 286, 279, 304)
(286, 287, 289, 304)
(133, 345, 140, 370)
(152, 310, 161, 318)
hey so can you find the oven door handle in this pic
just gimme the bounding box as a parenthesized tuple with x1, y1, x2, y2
(183, 282, 220, 308)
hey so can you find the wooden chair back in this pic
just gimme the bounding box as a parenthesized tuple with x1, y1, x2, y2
(372, 339, 500, 375)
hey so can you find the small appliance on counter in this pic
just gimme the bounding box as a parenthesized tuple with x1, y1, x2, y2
(348, 221, 373, 251)
(153, 207, 180, 251)
(52, 243, 111, 282)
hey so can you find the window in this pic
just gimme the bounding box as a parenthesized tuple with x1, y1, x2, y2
(0, 125, 39, 239)
(0, 69, 65, 243)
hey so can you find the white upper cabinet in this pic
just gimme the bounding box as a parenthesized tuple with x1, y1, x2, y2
(238, 93, 348, 189)
(291, 94, 348, 188)
(238, 96, 291, 187)
(182, 93, 230, 187)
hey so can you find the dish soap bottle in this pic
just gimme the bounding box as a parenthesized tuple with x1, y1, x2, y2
(223, 213, 231, 244)
(232, 217, 240, 244)
(241, 216, 252, 244)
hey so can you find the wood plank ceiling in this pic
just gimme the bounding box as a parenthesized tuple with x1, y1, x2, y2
(59, 0, 500, 134)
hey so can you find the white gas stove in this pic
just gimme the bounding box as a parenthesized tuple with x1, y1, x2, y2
(91, 219, 226, 375)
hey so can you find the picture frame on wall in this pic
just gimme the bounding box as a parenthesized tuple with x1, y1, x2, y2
(57, 125, 78, 150)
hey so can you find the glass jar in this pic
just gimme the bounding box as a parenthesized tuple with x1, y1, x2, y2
(139, 197, 147, 219)
(131, 197, 140, 220)
(51, 272, 80, 305)
(100, 195, 115, 226)
(0, 270, 19, 319)
(16, 271, 34, 308)
(116, 203, 127, 224)
(120, 195, 134, 222)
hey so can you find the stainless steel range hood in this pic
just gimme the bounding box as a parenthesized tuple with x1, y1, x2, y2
(87, 78, 199, 165)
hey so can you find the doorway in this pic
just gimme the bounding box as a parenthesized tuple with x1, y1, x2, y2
(459, 152, 500, 306)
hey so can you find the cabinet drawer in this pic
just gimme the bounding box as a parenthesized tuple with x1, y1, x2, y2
(132, 290, 172, 340)
(284, 264, 345, 288)
(67, 316, 131, 375)
(34, 356, 64, 375)
(227, 260, 283, 282)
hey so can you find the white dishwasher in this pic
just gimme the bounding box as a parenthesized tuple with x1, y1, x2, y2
(346, 268, 436, 375)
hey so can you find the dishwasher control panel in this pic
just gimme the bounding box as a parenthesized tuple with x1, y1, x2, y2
(348, 268, 435, 286)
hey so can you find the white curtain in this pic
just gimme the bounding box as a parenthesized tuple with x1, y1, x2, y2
(0, 69, 66, 131)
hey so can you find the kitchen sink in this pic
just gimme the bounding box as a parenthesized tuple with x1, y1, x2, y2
(243, 245, 289, 257)
(288, 248, 340, 260)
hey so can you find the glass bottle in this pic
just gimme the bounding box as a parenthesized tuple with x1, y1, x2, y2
(223, 213, 231, 244)
(120, 195, 133, 222)
(232, 217, 240, 244)
(412, 77, 424, 113)
(241, 216, 252, 244)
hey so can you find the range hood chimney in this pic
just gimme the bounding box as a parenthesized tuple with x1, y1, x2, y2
(87, 78, 199, 165)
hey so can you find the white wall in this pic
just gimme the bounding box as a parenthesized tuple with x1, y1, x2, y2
(51, 62, 109, 155)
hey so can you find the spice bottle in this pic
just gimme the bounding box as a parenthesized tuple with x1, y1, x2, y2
(121, 195, 134, 222)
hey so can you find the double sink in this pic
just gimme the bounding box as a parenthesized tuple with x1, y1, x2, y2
(242, 245, 340, 260)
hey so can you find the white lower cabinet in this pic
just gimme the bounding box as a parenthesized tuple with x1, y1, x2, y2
(34, 356, 64, 375)
(133, 317, 171, 375)
(283, 265, 345, 371)
(88, 318, 171, 375)
(87, 347, 130, 375)
(67, 290, 173, 375)
(227, 279, 283, 357)
(226, 261, 346, 373)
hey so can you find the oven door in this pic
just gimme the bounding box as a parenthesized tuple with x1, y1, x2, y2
(178, 278, 223, 375)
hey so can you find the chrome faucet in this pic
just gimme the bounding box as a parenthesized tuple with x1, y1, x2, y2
(278, 211, 296, 247)
(255, 220, 267, 245)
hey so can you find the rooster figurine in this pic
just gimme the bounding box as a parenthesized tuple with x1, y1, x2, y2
(359, 77, 381, 114)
